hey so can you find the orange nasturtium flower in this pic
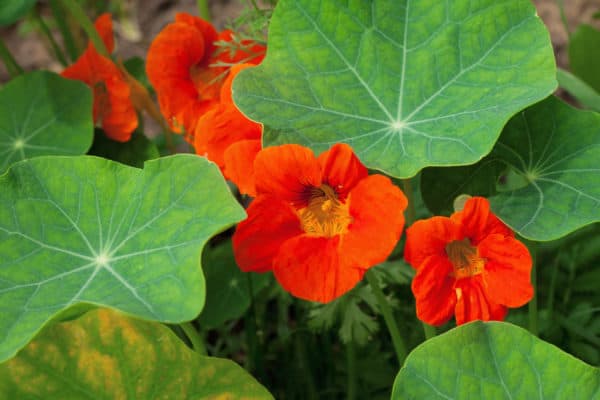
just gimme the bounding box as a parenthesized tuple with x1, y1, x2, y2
(61, 13, 137, 142)
(405, 196, 533, 326)
(146, 13, 265, 139)
(232, 143, 408, 303)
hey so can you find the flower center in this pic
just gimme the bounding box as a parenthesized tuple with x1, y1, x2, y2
(297, 184, 352, 238)
(445, 238, 485, 279)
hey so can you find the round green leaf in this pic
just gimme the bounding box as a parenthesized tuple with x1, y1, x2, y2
(0, 308, 274, 399)
(0, 154, 246, 362)
(233, 0, 556, 178)
(421, 96, 600, 241)
(392, 321, 600, 400)
(0, 0, 36, 26)
(0, 71, 93, 174)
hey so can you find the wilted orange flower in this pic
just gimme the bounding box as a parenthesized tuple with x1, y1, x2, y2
(232, 143, 408, 303)
(146, 13, 265, 139)
(405, 196, 533, 326)
(61, 13, 137, 142)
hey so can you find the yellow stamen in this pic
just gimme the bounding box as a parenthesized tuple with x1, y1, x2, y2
(297, 184, 352, 237)
(445, 238, 485, 279)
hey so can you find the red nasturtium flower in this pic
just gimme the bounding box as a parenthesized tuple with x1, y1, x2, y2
(146, 13, 265, 139)
(405, 196, 533, 326)
(61, 13, 137, 142)
(232, 143, 408, 303)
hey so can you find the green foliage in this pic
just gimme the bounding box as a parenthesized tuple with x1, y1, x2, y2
(87, 129, 159, 168)
(392, 321, 600, 399)
(556, 68, 600, 112)
(0, 308, 274, 399)
(421, 96, 600, 241)
(234, 0, 556, 178)
(0, 155, 245, 362)
(0, 71, 93, 173)
(0, 0, 36, 26)
(569, 24, 600, 93)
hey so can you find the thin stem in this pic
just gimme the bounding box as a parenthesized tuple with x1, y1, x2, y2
(365, 270, 408, 366)
(180, 321, 207, 355)
(32, 8, 69, 66)
(49, 0, 80, 61)
(528, 242, 538, 336)
(401, 179, 416, 226)
(346, 341, 357, 400)
(556, 0, 571, 39)
(422, 322, 436, 340)
(0, 38, 23, 77)
(546, 251, 561, 320)
(197, 0, 211, 21)
(59, 0, 109, 57)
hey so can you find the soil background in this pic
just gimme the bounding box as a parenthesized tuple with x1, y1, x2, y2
(1, 0, 599, 88)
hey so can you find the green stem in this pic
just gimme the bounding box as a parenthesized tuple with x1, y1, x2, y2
(528, 243, 538, 336)
(556, 0, 571, 38)
(546, 251, 560, 320)
(49, 0, 80, 61)
(365, 270, 408, 366)
(32, 8, 69, 66)
(422, 322, 436, 340)
(196, 0, 211, 21)
(180, 322, 207, 355)
(0, 38, 23, 77)
(346, 341, 357, 400)
(59, 0, 109, 57)
(401, 179, 416, 226)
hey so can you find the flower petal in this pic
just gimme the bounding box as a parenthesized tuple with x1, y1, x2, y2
(453, 197, 513, 245)
(411, 255, 456, 326)
(224, 139, 262, 197)
(253, 144, 322, 204)
(273, 235, 363, 303)
(93, 13, 114, 53)
(404, 216, 460, 270)
(479, 234, 533, 307)
(212, 29, 266, 67)
(454, 277, 507, 325)
(339, 174, 406, 269)
(232, 196, 302, 273)
(317, 143, 368, 201)
(174, 13, 218, 63)
(194, 103, 262, 168)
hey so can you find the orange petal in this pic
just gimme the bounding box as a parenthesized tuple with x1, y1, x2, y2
(452, 197, 513, 245)
(232, 196, 303, 273)
(404, 216, 460, 270)
(213, 29, 266, 67)
(454, 277, 507, 325)
(93, 13, 114, 53)
(339, 174, 406, 269)
(224, 139, 262, 197)
(273, 235, 364, 303)
(174, 13, 218, 64)
(253, 144, 322, 204)
(479, 234, 533, 307)
(317, 143, 368, 201)
(194, 103, 262, 168)
(411, 255, 456, 326)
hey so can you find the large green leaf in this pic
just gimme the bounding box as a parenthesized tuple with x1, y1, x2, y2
(0, 0, 36, 26)
(0, 71, 93, 174)
(569, 24, 600, 93)
(233, 0, 556, 178)
(0, 155, 246, 362)
(0, 308, 274, 399)
(392, 321, 600, 400)
(421, 96, 600, 241)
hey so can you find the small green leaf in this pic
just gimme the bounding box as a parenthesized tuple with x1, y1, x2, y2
(0, 308, 274, 399)
(199, 241, 270, 329)
(87, 129, 159, 168)
(421, 96, 600, 241)
(557, 68, 600, 112)
(569, 24, 600, 93)
(0, 154, 246, 362)
(0, 71, 93, 174)
(392, 321, 600, 400)
(234, 0, 556, 178)
(0, 0, 36, 26)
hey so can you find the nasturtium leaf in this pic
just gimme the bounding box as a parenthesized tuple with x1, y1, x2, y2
(0, 0, 36, 26)
(0, 154, 246, 363)
(0, 308, 274, 399)
(199, 240, 270, 328)
(392, 321, 600, 400)
(569, 24, 600, 93)
(421, 96, 600, 241)
(0, 71, 93, 174)
(233, 0, 556, 178)
(88, 129, 159, 168)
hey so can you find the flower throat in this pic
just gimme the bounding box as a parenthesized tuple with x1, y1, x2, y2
(298, 184, 352, 237)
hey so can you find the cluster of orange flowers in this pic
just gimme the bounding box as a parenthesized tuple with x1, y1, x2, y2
(62, 13, 533, 327)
